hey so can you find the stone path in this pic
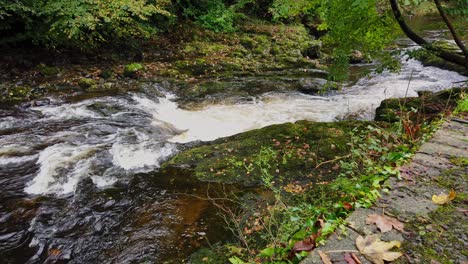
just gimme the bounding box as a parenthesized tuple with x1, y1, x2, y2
(302, 119, 468, 264)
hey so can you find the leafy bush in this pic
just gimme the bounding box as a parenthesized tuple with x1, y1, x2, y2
(177, 0, 253, 32)
(0, 0, 174, 49)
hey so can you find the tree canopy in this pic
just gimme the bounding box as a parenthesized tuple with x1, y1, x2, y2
(1, 0, 466, 71)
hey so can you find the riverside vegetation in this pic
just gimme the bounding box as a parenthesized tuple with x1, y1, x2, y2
(167, 88, 466, 263)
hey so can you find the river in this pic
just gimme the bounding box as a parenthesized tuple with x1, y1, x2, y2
(0, 37, 466, 263)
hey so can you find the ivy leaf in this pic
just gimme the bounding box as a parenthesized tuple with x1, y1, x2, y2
(365, 214, 404, 233)
(432, 190, 456, 205)
(356, 235, 402, 264)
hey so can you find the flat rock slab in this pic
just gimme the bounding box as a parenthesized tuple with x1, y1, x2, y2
(301, 119, 468, 264)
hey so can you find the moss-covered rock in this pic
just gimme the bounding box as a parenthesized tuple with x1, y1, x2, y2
(124, 63, 144, 77)
(78, 78, 97, 90)
(36, 63, 59, 76)
(164, 120, 375, 186)
(375, 88, 466, 122)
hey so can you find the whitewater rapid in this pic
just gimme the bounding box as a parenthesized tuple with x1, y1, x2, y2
(0, 57, 466, 195)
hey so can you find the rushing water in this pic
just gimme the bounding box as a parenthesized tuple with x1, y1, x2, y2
(0, 47, 466, 262)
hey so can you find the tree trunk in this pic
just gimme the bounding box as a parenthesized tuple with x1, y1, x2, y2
(433, 0, 468, 69)
(389, 0, 467, 70)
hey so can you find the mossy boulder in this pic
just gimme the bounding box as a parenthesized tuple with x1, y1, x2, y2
(124, 63, 144, 77)
(164, 120, 376, 186)
(36, 63, 59, 76)
(78, 78, 97, 90)
(375, 88, 466, 122)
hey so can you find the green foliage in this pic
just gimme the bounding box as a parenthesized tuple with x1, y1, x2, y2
(212, 123, 418, 263)
(178, 0, 253, 32)
(444, 0, 468, 15)
(268, 0, 399, 80)
(320, 0, 399, 80)
(453, 92, 468, 115)
(0, 0, 173, 49)
(269, 0, 319, 21)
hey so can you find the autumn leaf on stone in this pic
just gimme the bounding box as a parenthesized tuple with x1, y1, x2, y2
(356, 235, 402, 264)
(366, 214, 404, 233)
(432, 190, 456, 205)
(344, 252, 362, 264)
(318, 250, 332, 264)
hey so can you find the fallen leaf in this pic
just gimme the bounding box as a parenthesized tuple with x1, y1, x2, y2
(344, 252, 362, 264)
(432, 190, 456, 205)
(351, 253, 362, 264)
(318, 250, 332, 264)
(366, 214, 404, 233)
(292, 236, 315, 252)
(344, 253, 357, 264)
(48, 248, 61, 256)
(343, 202, 353, 211)
(356, 235, 402, 264)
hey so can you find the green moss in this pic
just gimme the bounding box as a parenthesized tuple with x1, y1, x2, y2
(36, 63, 59, 76)
(78, 78, 97, 90)
(0, 85, 32, 101)
(183, 42, 227, 56)
(124, 63, 144, 77)
(164, 121, 375, 185)
(450, 157, 468, 166)
(240, 37, 256, 50)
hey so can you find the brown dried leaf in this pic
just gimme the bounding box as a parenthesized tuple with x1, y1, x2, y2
(344, 252, 362, 264)
(351, 253, 362, 264)
(345, 253, 358, 264)
(292, 238, 315, 252)
(356, 235, 402, 264)
(318, 250, 332, 264)
(366, 214, 404, 233)
(48, 248, 61, 256)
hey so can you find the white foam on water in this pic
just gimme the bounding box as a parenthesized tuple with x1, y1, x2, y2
(25, 144, 99, 195)
(0, 154, 38, 165)
(110, 128, 176, 171)
(16, 54, 467, 196)
(32, 102, 99, 120)
(131, 58, 466, 143)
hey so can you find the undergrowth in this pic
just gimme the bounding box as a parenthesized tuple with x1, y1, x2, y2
(192, 89, 466, 264)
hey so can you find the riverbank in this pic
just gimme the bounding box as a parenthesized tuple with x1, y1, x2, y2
(0, 19, 328, 107)
(302, 115, 467, 264)
(162, 89, 466, 264)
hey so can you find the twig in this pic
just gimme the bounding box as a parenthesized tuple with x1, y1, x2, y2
(324, 250, 360, 253)
(315, 154, 352, 169)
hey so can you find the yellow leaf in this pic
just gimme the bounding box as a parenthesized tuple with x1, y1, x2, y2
(432, 190, 456, 205)
(356, 235, 402, 264)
